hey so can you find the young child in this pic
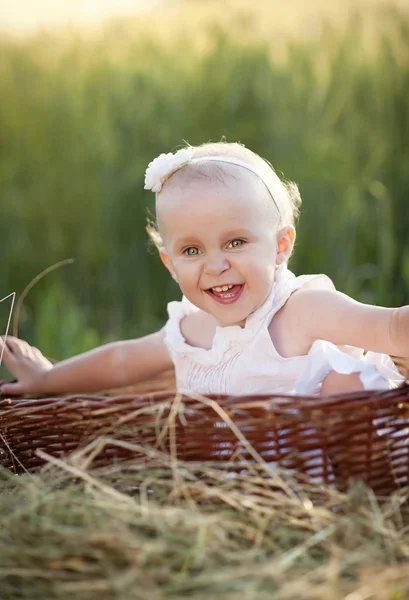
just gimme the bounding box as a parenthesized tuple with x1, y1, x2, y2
(0, 142, 407, 398)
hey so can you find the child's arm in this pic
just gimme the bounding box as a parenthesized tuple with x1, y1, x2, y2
(282, 288, 409, 358)
(0, 329, 172, 396)
(320, 371, 364, 395)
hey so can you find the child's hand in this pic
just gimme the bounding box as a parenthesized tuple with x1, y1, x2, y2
(0, 336, 53, 396)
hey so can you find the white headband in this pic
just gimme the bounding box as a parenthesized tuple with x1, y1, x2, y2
(144, 147, 283, 222)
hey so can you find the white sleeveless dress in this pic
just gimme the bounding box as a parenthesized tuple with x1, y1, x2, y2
(164, 264, 403, 396)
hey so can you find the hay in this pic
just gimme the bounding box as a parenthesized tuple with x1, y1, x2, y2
(1, 439, 409, 599)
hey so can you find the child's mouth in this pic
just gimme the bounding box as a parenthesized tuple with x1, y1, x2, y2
(206, 284, 243, 304)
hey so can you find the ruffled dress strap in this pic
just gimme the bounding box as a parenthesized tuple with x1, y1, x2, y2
(164, 295, 235, 366)
(257, 262, 335, 324)
(164, 296, 198, 361)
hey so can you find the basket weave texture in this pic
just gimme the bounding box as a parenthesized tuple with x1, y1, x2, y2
(1, 369, 409, 497)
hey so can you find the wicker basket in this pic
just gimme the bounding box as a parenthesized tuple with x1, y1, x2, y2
(1, 369, 409, 497)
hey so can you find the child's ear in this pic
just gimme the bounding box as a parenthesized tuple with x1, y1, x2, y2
(159, 249, 178, 281)
(276, 225, 296, 265)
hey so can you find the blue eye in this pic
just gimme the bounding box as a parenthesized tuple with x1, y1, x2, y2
(184, 247, 199, 256)
(229, 239, 245, 248)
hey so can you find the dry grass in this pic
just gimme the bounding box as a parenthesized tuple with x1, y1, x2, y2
(1, 435, 409, 599)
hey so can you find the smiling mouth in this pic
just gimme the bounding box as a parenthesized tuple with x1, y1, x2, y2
(206, 284, 244, 303)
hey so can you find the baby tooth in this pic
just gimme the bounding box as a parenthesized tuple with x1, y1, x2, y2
(212, 284, 235, 293)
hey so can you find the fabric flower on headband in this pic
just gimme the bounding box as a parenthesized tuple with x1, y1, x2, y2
(144, 147, 194, 193)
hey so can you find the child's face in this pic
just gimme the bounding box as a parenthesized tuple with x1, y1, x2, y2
(157, 175, 293, 328)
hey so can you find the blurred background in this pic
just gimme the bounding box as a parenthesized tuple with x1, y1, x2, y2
(1, 0, 409, 364)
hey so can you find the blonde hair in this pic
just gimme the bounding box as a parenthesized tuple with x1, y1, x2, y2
(146, 141, 301, 249)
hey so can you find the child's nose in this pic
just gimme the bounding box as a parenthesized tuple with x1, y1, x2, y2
(203, 255, 230, 276)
